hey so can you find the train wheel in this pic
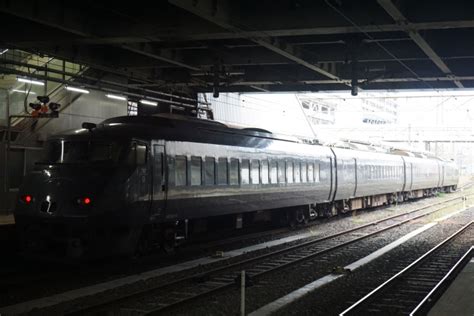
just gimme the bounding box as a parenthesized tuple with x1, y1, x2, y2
(134, 229, 151, 257)
(288, 208, 307, 228)
(162, 227, 176, 254)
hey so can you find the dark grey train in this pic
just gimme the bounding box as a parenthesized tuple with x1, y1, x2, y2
(14, 115, 459, 258)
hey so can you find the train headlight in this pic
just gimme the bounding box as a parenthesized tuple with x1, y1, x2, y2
(21, 195, 33, 204)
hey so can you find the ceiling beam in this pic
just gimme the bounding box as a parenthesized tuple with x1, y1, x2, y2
(0, 0, 202, 71)
(169, 0, 343, 83)
(120, 43, 201, 71)
(377, 0, 464, 88)
(0, 0, 92, 37)
(7, 20, 474, 46)
(131, 75, 474, 88)
(188, 20, 474, 40)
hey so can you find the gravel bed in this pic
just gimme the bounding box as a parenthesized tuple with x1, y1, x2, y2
(75, 196, 468, 314)
(139, 203, 472, 316)
(0, 191, 469, 309)
(124, 223, 424, 315)
(274, 209, 474, 316)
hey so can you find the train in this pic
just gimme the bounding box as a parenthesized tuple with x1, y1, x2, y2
(14, 114, 459, 258)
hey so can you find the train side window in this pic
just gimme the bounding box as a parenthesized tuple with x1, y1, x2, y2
(126, 142, 146, 165)
(277, 160, 286, 183)
(269, 160, 278, 184)
(261, 160, 269, 184)
(175, 156, 187, 186)
(251, 159, 260, 184)
(301, 162, 307, 183)
(286, 161, 294, 184)
(153, 146, 163, 176)
(204, 157, 215, 185)
(217, 158, 228, 185)
(294, 161, 301, 183)
(314, 163, 320, 182)
(307, 163, 314, 182)
(190, 156, 202, 186)
(241, 159, 250, 184)
(136, 144, 147, 165)
(229, 159, 239, 185)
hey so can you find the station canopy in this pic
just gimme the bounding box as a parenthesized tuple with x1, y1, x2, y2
(1, 0, 474, 96)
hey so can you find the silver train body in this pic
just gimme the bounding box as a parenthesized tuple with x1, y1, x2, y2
(165, 140, 459, 219)
(14, 115, 459, 257)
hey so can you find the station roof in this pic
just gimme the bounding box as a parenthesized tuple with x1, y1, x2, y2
(1, 0, 474, 96)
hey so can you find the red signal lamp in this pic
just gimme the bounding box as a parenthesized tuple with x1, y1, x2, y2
(21, 195, 32, 204)
(77, 196, 92, 206)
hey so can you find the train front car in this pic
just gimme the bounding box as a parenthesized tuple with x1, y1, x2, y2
(14, 125, 150, 259)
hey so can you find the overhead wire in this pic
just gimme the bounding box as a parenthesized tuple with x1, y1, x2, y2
(323, 0, 437, 91)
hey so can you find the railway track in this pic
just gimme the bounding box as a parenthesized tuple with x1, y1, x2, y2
(76, 194, 470, 315)
(410, 246, 473, 316)
(1, 194, 467, 310)
(340, 220, 473, 315)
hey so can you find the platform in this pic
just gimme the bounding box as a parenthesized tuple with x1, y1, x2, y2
(0, 214, 15, 226)
(428, 258, 474, 316)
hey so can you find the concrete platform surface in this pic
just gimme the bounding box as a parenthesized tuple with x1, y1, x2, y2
(428, 258, 474, 316)
(0, 214, 15, 225)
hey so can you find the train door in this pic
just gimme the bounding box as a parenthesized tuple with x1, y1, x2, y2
(329, 154, 337, 202)
(440, 165, 445, 187)
(126, 140, 151, 216)
(353, 158, 358, 197)
(151, 143, 166, 219)
(401, 157, 412, 192)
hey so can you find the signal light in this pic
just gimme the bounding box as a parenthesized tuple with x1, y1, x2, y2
(29, 102, 42, 111)
(76, 197, 92, 206)
(48, 102, 60, 112)
(21, 195, 32, 204)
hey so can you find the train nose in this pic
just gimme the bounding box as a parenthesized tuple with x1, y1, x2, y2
(23, 177, 76, 216)
(17, 170, 97, 217)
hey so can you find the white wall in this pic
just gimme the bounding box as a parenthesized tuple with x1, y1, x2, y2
(206, 93, 315, 138)
(38, 90, 127, 139)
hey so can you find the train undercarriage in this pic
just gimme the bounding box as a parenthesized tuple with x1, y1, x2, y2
(135, 185, 458, 255)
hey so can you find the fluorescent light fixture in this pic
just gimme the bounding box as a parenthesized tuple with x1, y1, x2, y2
(0, 48, 8, 55)
(12, 89, 36, 95)
(106, 94, 127, 101)
(139, 99, 158, 106)
(66, 86, 90, 94)
(17, 77, 44, 86)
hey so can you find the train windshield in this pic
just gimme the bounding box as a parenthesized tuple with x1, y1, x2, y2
(40, 140, 125, 164)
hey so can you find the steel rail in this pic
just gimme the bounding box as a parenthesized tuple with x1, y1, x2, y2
(340, 220, 473, 315)
(409, 246, 474, 316)
(140, 198, 468, 315)
(77, 195, 467, 315)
